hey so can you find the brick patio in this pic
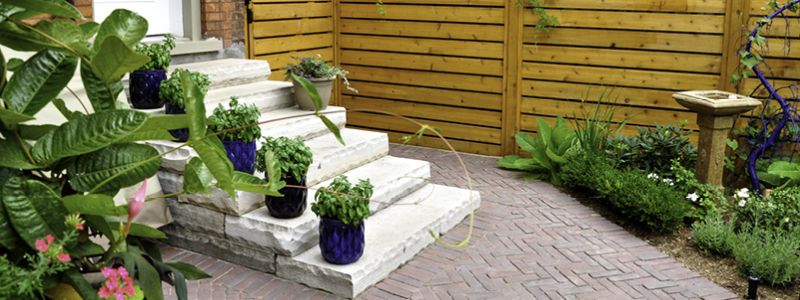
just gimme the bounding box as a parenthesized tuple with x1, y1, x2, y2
(161, 144, 737, 299)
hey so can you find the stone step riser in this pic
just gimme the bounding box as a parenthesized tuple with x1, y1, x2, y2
(170, 59, 271, 89)
(223, 156, 431, 256)
(205, 80, 294, 113)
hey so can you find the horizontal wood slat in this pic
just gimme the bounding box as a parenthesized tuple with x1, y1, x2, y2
(340, 3, 504, 23)
(252, 18, 332, 37)
(253, 3, 332, 20)
(524, 10, 724, 33)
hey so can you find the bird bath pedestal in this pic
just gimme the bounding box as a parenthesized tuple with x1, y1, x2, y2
(673, 90, 760, 187)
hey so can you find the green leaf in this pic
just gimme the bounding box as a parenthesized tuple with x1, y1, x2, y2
(66, 241, 105, 257)
(0, 47, 5, 92)
(18, 124, 57, 140)
(91, 36, 149, 83)
(80, 21, 100, 38)
(52, 98, 84, 121)
(2, 177, 68, 248)
(128, 223, 166, 239)
(191, 137, 235, 198)
(33, 18, 90, 56)
(64, 268, 101, 300)
(183, 157, 213, 194)
(767, 161, 800, 184)
(515, 132, 537, 153)
(0, 187, 21, 249)
(137, 114, 191, 131)
(80, 60, 122, 112)
(318, 114, 344, 145)
(179, 69, 207, 140)
(66, 143, 160, 193)
(725, 139, 738, 151)
(0, 21, 56, 52)
(134, 251, 164, 300)
(0, 137, 38, 169)
(0, 108, 34, 127)
(291, 73, 323, 110)
(32, 109, 148, 164)
(6, 58, 24, 72)
(62, 194, 127, 216)
(1, 0, 83, 19)
(1, 49, 77, 116)
(84, 215, 116, 245)
(165, 262, 211, 280)
(93, 9, 148, 52)
(232, 171, 283, 197)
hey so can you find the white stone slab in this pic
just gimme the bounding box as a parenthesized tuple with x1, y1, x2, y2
(170, 59, 270, 88)
(147, 107, 347, 173)
(224, 156, 430, 256)
(276, 184, 481, 298)
(157, 171, 264, 216)
(305, 128, 389, 186)
(205, 80, 293, 113)
(260, 106, 346, 141)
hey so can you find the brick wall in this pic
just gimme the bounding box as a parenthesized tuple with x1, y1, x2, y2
(201, 0, 244, 48)
(71, 0, 93, 19)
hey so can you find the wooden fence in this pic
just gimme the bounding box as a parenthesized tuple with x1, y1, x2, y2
(246, 0, 794, 156)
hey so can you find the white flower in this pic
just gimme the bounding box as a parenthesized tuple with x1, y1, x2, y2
(784, 217, 791, 223)
(738, 199, 747, 207)
(662, 178, 674, 186)
(647, 173, 659, 180)
(735, 188, 750, 199)
(686, 193, 699, 202)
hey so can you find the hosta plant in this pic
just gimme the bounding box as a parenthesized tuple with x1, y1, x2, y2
(497, 117, 578, 185)
(0, 3, 285, 299)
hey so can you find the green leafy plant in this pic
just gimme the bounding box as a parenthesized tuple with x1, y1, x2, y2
(692, 213, 737, 256)
(134, 34, 175, 71)
(0, 4, 285, 299)
(671, 160, 726, 220)
(311, 176, 373, 225)
(285, 55, 355, 92)
(517, 0, 559, 35)
(256, 136, 312, 182)
(571, 91, 625, 156)
(561, 154, 690, 232)
(736, 186, 800, 232)
(732, 225, 800, 287)
(497, 117, 578, 185)
(209, 97, 261, 142)
(760, 160, 800, 188)
(159, 68, 210, 109)
(606, 123, 697, 175)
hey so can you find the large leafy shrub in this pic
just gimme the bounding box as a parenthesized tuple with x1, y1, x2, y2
(0, 4, 287, 299)
(561, 154, 690, 232)
(497, 117, 578, 185)
(312, 176, 373, 225)
(256, 136, 312, 182)
(606, 123, 697, 175)
(209, 97, 261, 142)
(736, 186, 800, 231)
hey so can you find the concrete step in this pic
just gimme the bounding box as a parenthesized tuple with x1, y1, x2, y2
(276, 184, 481, 298)
(205, 80, 293, 113)
(260, 106, 346, 141)
(154, 129, 388, 216)
(170, 59, 270, 89)
(305, 128, 388, 187)
(223, 156, 431, 256)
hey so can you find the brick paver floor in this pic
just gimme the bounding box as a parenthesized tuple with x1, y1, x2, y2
(162, 144, 737, 299)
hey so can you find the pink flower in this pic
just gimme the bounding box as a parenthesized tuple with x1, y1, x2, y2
(128, 180, 148, 223)
(56, 252, 71, 262)
(98, 266, 136, 300)
(76, 223, 84, 231)
(34, 234, 55, 253)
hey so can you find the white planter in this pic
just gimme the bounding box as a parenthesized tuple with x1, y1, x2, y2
(293, 77, 333, 111)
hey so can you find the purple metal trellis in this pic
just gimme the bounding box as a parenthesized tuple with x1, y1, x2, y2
(745, 0, 800, 193)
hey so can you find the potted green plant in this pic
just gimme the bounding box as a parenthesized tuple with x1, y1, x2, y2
(129, 34, 175, 109)
(285, 55, 354, 111)
(311, 176, 373, 264)
(209, 97, 262, 174)
(256, 137, 313, 218)
(160, 68, 211, 141)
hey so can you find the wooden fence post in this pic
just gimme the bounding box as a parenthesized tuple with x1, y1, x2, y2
(719, 0, 751, 92)
(331, 0, 341, 106)
(502, 1, 524, 155)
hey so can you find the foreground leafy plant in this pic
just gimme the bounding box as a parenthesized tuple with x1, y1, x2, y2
(0, 3, 283, 299)
(497, 117, 577, 185)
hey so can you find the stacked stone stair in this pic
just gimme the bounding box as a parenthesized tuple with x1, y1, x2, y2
(155, 59, 480, 298)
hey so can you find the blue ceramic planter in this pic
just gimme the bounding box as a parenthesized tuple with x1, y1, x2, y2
(265, 175, 307, 218)
(222, 139, 256, 174)
(165, 103, 189, 142)
(319, 218, 365, 265)
(129, 69, 167, 109)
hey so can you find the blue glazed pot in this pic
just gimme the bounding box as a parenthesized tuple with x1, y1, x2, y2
(222, 139, 256, 174)
(265, 175, 307, 218)
(129, 69, 167, 109)
(318, 218, 365, 265)
(165, 103, 189, 142)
